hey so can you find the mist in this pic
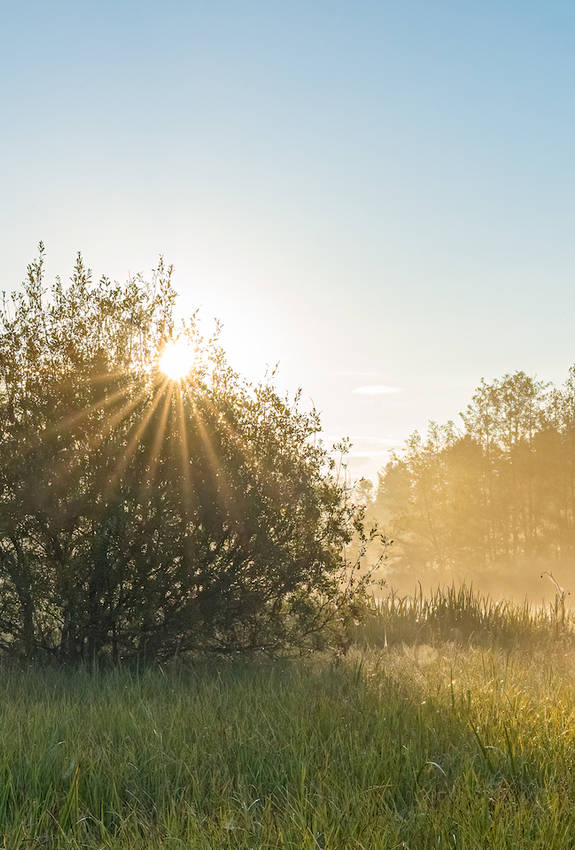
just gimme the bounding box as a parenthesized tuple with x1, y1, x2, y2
(363, 368, 575, 605)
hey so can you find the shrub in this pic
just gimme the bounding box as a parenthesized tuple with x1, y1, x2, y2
(0, 247, 377, 663)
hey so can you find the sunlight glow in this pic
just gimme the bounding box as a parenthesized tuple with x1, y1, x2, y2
(159, 340, 195, 381)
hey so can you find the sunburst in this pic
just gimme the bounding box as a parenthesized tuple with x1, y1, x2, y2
(159, 340, 196, 381)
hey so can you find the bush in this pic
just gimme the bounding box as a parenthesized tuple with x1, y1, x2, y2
(0, 247, 375, 664)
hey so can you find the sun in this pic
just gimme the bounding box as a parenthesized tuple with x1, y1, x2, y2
(159, 339, 195, 381)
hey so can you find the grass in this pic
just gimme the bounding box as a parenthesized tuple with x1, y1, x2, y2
(352, 582, 574, 650)
(0, 644, 573, 848)
(0, 585, 575, 848)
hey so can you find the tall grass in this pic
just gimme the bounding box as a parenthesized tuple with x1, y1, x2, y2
(352, 582, 575, 649)
(0, 646, 573, 847)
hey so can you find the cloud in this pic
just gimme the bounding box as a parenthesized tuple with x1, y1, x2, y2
(352, 384, 400, 396)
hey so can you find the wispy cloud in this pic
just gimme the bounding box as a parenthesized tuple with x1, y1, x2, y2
(352, 384, 400, 396)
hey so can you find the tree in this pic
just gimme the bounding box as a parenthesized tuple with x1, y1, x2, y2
(372, 369, 575, 591)
(0, 247, 375, 663)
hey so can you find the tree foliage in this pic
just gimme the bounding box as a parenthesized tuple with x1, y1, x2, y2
(371, 369, 575, 588)
(0, 247, 376, 663)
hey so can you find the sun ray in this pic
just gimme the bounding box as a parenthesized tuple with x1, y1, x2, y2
(175, 385, 195, 516)
(195, 387, 259, 479)
(141, 381, 173, 494)
(180, 383, 237, 522)
(101, 377, 170, 501)
(44, 383, 154, 501)
(13, 375, 135, 474)
(47, 381, 134, 439)
(92, 385, 151, 444)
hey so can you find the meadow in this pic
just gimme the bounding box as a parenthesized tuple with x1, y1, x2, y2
(1, 589, 575, 849)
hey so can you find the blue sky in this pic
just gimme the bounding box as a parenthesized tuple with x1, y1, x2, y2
(2, 1, 575, 478)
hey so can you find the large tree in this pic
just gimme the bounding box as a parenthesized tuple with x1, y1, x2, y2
(0, 247, 375, 663)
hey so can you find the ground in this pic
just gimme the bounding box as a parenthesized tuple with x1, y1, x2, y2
(0, 644, 574, 848)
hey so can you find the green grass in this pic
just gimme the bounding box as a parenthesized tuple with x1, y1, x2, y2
(353, 583, 574, 650)
(1, 644, 575, 848)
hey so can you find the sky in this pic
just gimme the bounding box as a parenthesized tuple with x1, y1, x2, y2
(2, 0, 575, 479)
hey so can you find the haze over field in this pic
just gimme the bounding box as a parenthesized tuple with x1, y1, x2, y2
(3, 1, 575, 479)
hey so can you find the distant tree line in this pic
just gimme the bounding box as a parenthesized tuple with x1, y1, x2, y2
(0, 247, 378, 664)
(370, 370, 575, 587)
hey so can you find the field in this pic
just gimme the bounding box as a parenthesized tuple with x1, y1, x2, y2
(1, 591, 575, 849)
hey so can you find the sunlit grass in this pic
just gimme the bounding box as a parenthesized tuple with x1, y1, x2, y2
(1, 645, 575, 847)
(352, 583, 574, 651)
